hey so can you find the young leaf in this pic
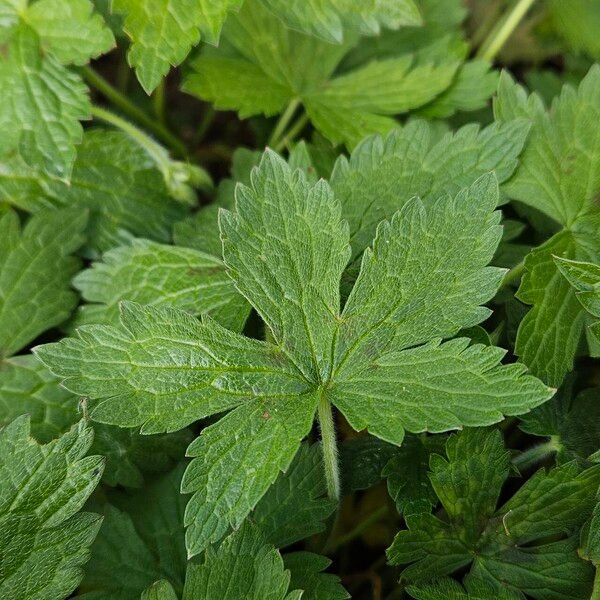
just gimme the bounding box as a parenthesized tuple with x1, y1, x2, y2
(184, 0, 462, 147)
(0, 130, 187, 255)
(495, 66, 600, 386)
(0, 208, 86, 358)
(70, 239, 249, 333)
(388, 428, 600, 599)
(37, 151, 551, 558)
(0, 416, 103, 599)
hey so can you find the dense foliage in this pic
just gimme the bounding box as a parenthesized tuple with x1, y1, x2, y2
(0, 0, 599, 598)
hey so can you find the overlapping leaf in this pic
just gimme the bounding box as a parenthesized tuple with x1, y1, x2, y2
(0, 1, 113, 178)
(37, 151, 551, 558)
(184, 0, 463, 147)
(496, 66, 600, 386)
(388, 428, 600, 599)
(0, 416, 103, 599)
(0, 130, 187, 255)
(0, 208, 86, 358)
(70, 239, 249, 333)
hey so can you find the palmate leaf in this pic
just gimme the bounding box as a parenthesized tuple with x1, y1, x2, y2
(496, 66, 600, 386)
(70, 238, 249, 333)
(388, 428, 600, 599)
(0, 130, 187, 256)
(183, 0, 460, 148)
(37, 150, 551, 558)
(407, 577, 523, 600)
(0, 416, 103, 599)
(0, 208, 86, 358)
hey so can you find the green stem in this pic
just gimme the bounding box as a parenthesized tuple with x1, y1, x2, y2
(91, 105, 172, 171)
(82, 66, 186, 157)
(268, 98, 300, 149)
(194, 106, 216, 144)
(274, 112, 309, 153)
(502, 259, 525, 287)
(318, 393, 340, 502)
(477, 0, 537, 62)
(512, 437, 560, 471)
(324, 506, 387, 553)
(152, 79, 167, 125)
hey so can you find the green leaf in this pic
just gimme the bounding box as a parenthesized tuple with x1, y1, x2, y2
(549, 0, 600, 60)
(70, 238, 249, 333)
(79, 465, 188, 599)
(141, 580, 179, 600)
(383, 435, 442, 515)
(35, 301, 310, 434)
(514, 222, 600, 386)
(182, 522, 302, 600)
(253, 442, 336, 548)
(111, 0, 243, 93)
(284, 552, 349, 600)
(182, 391, 318, 556)
(37, 150, 551, 558)
(0, 130, 187, 255)
(496, 66, 600, 228)
(0, 357, 192, 488)
(184, 1, 467, 147)
(329, 118, 530, 263)
(261, 0, 421, 43)
(0, 354, 77, 442)
(0, 25, 90, 179)
(496, 67, 600, 386)
(388, 428, 600, 599)
(24, 0, 115, 64)
(407, 577, 523, 600)
(519, 382, 600, 464)
(555, 256, 600, 347)
(219, 149, 350, 381)
(340, 435, 399, 493)
(0, 416, 103, 599)
(0, 208, 86, 358)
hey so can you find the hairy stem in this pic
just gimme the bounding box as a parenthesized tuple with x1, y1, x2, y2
(512, 437, 561, 471)
(82, 66, 186, 157)
(268, 98, 301, 149)
(318, 393, 341, 502)
(477, 0, 537, 62)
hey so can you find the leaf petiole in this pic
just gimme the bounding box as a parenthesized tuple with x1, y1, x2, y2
(317, 392, 341, 502)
